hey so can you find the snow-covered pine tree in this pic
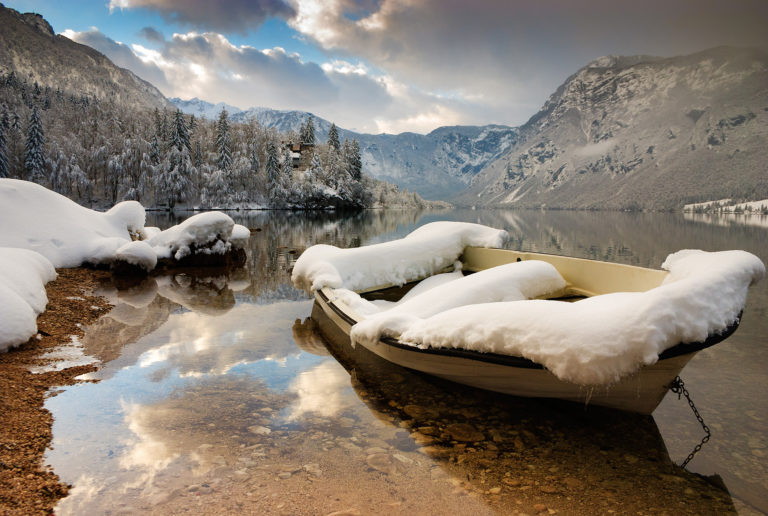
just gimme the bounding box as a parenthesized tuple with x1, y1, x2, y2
(48, 144, 69, 194)
(156, 146, 194, 210)
(216, 108, 232, 171)
(266, 142, 283, 207)
(150, 135, 161, 165)
(170, 109, 191, 153)
(303, 115, 316, 145)
(0, 123, 8, 179)
(24, 106, 46, 183)
(348, 139, 362, 181)
(327, 122, 340, 151)
(281, 146, 294, 192)
(193, 140, 203, 168)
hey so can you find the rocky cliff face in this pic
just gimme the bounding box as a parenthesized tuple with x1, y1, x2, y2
(0, 3, 171, 111)
(460, 47, 768, 210)
(171, 99, 518, 200)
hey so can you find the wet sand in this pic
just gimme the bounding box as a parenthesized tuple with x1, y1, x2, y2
(0, 268, 111, 515)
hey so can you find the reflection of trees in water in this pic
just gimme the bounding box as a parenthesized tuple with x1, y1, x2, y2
(148, 209, 430, 303)
(446, 209, 768, 268)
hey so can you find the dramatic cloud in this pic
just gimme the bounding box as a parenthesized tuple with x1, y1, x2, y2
(109, 0, 295, 34)
(138, 26, 165, 43)
(61, 27, 490, 133)
(289, 0, 768, 125)
(61, 27, 170, 91)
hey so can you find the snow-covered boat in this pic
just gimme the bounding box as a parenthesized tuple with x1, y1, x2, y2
(292, 222, 764, 414)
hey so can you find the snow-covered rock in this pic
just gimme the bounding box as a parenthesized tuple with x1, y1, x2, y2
(148, 211, 235, 261)
(115, 241, 158, 272)
(0, 179, 144, 267)
(0, 248, 57, 352)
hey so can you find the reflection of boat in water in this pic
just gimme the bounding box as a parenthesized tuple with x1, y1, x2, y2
(312, 311, 736, 513)
(307, 242, 760, 414)
(292, 317, 331, 356)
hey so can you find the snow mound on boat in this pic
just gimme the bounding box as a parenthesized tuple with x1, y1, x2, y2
(292, 222, 508, 293)
(351, 261, 567, 344)
(0, 248, 57, 352)
(397, 249, 764, 385)
(0, 179, 144, 267)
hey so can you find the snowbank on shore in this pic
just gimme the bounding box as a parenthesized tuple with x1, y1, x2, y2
(0, 179, 250, 272)
(0, 248, 57, 352)
(0, 179, 144, 268)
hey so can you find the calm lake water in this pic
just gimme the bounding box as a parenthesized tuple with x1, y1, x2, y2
(45, 209, 768, 515)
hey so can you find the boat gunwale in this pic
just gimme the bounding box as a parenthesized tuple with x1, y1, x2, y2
(315, 257, 742, 372)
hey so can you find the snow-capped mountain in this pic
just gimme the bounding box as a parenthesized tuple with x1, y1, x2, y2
(459, 46, 768, 209)
(168, 97, 243, 120)
(170, 99, 519, 199)
(0, 3, 171, 111)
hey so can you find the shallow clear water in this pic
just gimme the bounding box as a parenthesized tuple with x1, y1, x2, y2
(45, 209, 768, 515)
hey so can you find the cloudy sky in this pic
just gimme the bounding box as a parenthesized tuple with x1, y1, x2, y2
(6, 0, 768, 134)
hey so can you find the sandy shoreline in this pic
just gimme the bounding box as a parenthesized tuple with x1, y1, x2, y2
(0, 268, 743, 515)
(0, 268, 112, 515)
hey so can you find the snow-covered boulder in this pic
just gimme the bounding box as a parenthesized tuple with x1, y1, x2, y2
(113, 241, 158, 275)
(0, 248, 57, 352)
(144, 212, 248, 270)
(0, 179, 144, 268)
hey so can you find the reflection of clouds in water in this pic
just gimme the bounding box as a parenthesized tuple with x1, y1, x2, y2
(119, 401, 181, 490)
(136, 301, 311, 377)
(54, 474, 103, 515)
(285, 361, 354, 421)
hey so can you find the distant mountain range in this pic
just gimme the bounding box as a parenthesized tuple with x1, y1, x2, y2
(0, 3, 171, 111)
(2, 1, 765, 208)
(170, 97, 518, 200)
(458, 46, 768, 210)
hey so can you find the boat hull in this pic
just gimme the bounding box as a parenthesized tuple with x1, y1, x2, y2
(312, 292, 695, 415)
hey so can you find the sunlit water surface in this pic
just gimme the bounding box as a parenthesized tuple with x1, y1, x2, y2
(45, 210, 768, 515)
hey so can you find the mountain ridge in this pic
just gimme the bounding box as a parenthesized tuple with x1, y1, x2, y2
(0, 2, 172, 111)
(170, 97, 519, 199)
(458, 46, 768, 210)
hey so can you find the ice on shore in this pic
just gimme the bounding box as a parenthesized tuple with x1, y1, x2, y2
(0, 248, 57, 352)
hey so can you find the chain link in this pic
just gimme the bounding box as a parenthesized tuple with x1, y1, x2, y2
(669, 376, 711, 468)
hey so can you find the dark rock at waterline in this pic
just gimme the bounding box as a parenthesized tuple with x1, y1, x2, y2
(112, 247, 247, 276)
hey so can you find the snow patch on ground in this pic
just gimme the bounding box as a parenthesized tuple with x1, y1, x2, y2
(0, 247, 57, 352)
(683, 198, 768, 213)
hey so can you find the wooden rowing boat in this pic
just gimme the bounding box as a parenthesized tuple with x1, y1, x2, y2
(309, 246, 740, 414)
